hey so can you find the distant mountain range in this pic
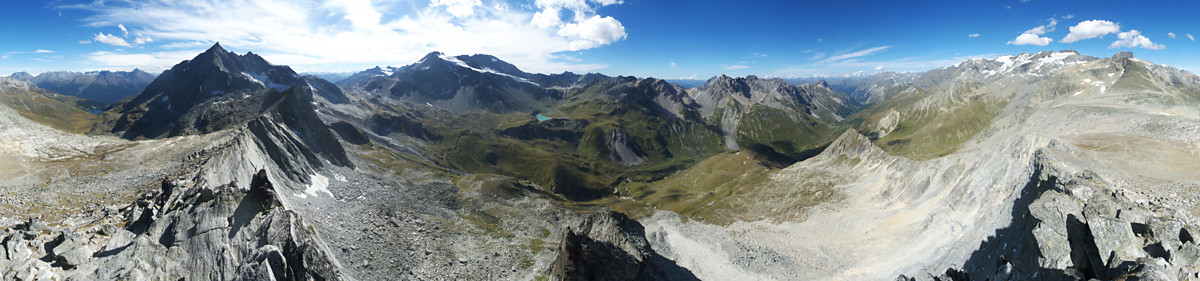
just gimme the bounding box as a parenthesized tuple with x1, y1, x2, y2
(8, 69, 157, 105)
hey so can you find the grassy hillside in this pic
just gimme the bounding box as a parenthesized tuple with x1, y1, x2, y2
(0, 86, 100, 134)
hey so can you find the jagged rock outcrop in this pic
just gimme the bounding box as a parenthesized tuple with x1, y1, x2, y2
(0, 175, 344, 280)
(550, 211, 698, 281)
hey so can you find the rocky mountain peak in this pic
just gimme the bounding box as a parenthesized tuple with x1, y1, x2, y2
(7, 71, 34, 81)
(1113, 51, 1135, 59)
(418, 51, 446, 63)
(207, 42, 227, 54)
(819, 129, 885, 160)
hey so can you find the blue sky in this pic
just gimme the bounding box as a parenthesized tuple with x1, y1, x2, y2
(1, 0, 1198, 79)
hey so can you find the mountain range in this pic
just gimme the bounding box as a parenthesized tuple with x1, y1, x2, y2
(8, 69, 156, 105)
(2, 44, 1200, 281)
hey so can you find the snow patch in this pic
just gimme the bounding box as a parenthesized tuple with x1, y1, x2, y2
(438, 53, 540, 86)
(241, 71, 289, 91)
(300, 173, 334, 198)
(333, 173, 347, 182)
(161, 96, 169, 102)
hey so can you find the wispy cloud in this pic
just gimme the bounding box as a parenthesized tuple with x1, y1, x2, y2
(968, 33, 980, 38)
(2, 50, 58, 59)
(1168, 32, 1177, 39)
(91, 32, 131, 47)
(818, 46, 891, 64)
(62, 0, 629, 73)
(772, 53, 1003, 78)
(722, 64, 750, 70)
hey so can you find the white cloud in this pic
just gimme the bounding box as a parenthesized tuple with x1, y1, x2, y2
(557, 15, 626, 50)
(531, 6, 563, 29)
(430, 0, 482, 18)
(669, 62, 677, 68)
(1110, 30, 1165, 50)
(118, 24, 128, 36)
(1008, 20, 1056, 46)
(722, 64, 750, 70)
(63, 0, 629, 73)
(92, 32, 131, 47)
(1009, 33, 1052, 46)
(1168, 32, 1177, 39)
(819, 46, 891, 64)
(874, 66, 885, 70)
(1061, 14, 1074, 19)
(35, 50, 54, 53)
(1190, 34, 1196, 41)
(968, 33, 980, 38)
(1061, 20, 1119, 43)
(86, 50, 204, 70)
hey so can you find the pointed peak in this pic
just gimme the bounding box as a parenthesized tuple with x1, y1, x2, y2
(420, 51, 445, 62)
(207, 42, 227, 53)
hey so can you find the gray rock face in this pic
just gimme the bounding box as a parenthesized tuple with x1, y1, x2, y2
(550, 211, 698, 281)
(0, 178, 345, 281)
(607, 128, 645, 166)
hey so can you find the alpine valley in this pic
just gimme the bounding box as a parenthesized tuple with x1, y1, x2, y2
(2, 43, 1200, 281)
